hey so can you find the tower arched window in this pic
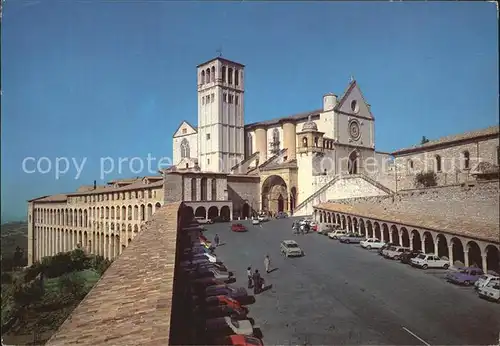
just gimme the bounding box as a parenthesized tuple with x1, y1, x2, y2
(235, 69, 239, 86)
(181, 138, 190, 158)
(314, 137, 319, 147)
(302, 137, 308, 147)
(206, 68, 211, 83)
(201, 70, 205, 84)
(247, 133, 253, 157)
(211, 66, 215, 82)
(228, 68, 233, 84)
(435, 155, 442, 172)
(222, 66, 226, 82)
(462, 151, 470, 169)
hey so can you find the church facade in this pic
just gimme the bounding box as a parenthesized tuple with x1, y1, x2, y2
(172, 56, 394, 217)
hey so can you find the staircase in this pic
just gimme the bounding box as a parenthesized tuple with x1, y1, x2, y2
(293, 173, 393, 216)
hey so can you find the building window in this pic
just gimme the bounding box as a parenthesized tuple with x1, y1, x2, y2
(228, 68, 233, 84)
(222, 66, 226, 82)
(181, 138, 190, 158)
(211, 93, 214, 102)
(302, 137, 308, 147)
(235, 95, 239, 105)
(191, 178, 197, 201)
(462, 151, 470, 169)
(201, 70, 205, 84)
(435, 155, 442, 172)
(211, 178, 217, 200)
(223, 93, 227, 103)
(207, 158, 210, 165)
(235, 69, 239, 86)
(202, 96, 205, 105)
(182, 128, 187, 134)
(229, 95, 233, 104)
(206, 133, 211, 140)
(185, 163, 189, 168)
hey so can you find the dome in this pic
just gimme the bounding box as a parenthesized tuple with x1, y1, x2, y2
(302, 115, 318, 132)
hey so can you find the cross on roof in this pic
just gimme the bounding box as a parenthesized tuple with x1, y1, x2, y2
(216, 47, 223, 57)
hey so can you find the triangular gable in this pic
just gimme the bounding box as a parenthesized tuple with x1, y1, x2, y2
(334, 80, 374, 119)
(173, 121, 198, 138)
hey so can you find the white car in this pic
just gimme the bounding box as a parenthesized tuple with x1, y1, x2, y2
(328, 230, 347, 239)
(410, 253, 450, 270)
(280, 240, 304, 257)
(477, 280, 500, 303)
(257, 215, 269, 222)
(252, 218, 260, 225)
(195, 216, 213, 224)
(205, 316, 254, 336)
(382, 246, 411, 260)
(360, 238, 385, 250)
(474, 274, 500, 290)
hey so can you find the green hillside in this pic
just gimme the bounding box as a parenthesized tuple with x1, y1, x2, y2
(1, 222, 28, 259)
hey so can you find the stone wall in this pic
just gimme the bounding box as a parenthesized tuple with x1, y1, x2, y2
(227, 176, 260, 216)
(330, 180, 500, 226)
(164, 173, 183, 202)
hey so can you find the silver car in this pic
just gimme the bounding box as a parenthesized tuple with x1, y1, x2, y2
(280, 240, 304, 257)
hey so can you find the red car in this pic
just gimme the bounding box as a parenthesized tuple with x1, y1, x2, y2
(218, 335, 264, 346)
(205, 295, 247, 311)
(231, 223, 247, 232)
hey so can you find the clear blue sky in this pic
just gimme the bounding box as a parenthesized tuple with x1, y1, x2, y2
(1, 1, 498, 223)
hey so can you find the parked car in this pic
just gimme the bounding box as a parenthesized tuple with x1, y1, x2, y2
(477, 280, 500, 303)
(474, 273, 500, 290)
(195, 216, 213, 224)
(204, 316, 254, 337)
(204, 295, 247, 311)
(446, 267, 484, 286)
(378, 242, 395, 255)
(382, 246, 412, 260)
(184, 261, 229, 273)
(360, 238, 385, 250)
(187, 267, 234, 281)
(257, 215, 269, 222)
(215, 335, 264, 346)
(276, 211, 288, 219)
(191, 277, 228, 288)
(205, 285, 249, 301)
(328, 230, 347, 239)
(410, 253, 450, 270)
(310, 222, 318, 232)
(399, 249, 423, 264)
(339, 233, 365, 244)
(252, 218, 260, 225)
(231, 223, 248, 232)
(213, 215, 230, 223)
(185, 252, 218, 263)
(280, 240, 304, 257)
(198, 304, 249, 320)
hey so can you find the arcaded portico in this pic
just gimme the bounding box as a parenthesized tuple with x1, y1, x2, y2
(314, 203, 500, 272)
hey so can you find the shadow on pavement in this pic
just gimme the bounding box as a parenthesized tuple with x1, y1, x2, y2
(268, 268, 279, 273)
(240, 295, 256, 305)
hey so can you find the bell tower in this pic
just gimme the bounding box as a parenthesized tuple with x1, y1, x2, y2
(197, 56, 245, 172)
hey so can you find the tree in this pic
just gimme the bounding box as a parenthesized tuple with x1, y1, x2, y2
(414, 171, 438, 188)
(421, 136, 430, 145)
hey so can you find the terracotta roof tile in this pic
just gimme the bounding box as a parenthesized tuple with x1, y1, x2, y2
(392, 125, 499, 155)
(46, 202, 182, 346)
(315, 202, 499, 243)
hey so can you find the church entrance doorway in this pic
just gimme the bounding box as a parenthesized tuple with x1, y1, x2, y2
(289, 187, 297, 213)
(348, 150, 359, 174)
(242, 203, 250, 219)
(261, 175, 288, 215)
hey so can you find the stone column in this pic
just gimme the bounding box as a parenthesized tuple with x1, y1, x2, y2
(254, 127, 268, 164)
(398, 231, 402, 246)
(409, 236, 414, 251)
(464, 249, 469, 267)
(421, 239, 426, 253)
(282, 121, 297, 160)
(448, 245, 454, 266)
(481, 254, 488, 272)
(434, 240, 439, 256)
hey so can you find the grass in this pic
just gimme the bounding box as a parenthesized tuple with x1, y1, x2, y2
(1, 222, 28, 258)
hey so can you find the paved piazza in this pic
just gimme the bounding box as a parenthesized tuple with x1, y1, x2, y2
(203, 218, 500, 346)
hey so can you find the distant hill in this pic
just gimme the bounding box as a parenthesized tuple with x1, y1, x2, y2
(1, 221, 28, 258)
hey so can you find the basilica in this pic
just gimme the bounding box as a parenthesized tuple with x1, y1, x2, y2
(172, 56, 393, 217)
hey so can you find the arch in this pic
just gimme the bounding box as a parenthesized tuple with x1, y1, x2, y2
(127, 205, 132, 220)
(147, 203, 153, 220)
(358, 219, 366, 236)
(272, 128, 280, 144)
(206, 68, 211, 83)
(451, 237, 465, 264)
(382, 224, 389, 243)
(347, 216, 352, 232)
(336, 214, 341, 227)
(121, 206, 126, 220)
(290, 187, 297, 212)
(366, 221, 373, 238)
(201, 70, 205, 84)
(134, 205, 139, 220)
(341, 215, 346, 229)
(246, 133, 253, 157)
(208, 206, 219, 220)
(222, 66, 226, 82)
(353, 218, 359, 233)
(155, 202, 161, 211)
(261, 175, 288, 214)
(485, 245, 500, 273)
(184, 206, 194, 221)
(390, 225, 399, 245)
(201, 177, 208, 201)
(242, 203, 250, 219)
(302, 137, 308, 147)
(348, 150, 359, 174)
(211, 66, 215, 82)
(462, 151, 470, 169)
(436, 234, 449, 258)
(181, 138, 190, 158)
(228, 67, 233, 84)
(407, 159, 414, 173)
(195, 206, 207, 218)
(234, 68, 239, 85)
(435, 155, 442, 172)
(411, 230, 421, 251)
(423, 231, 434, 253)
(400, 227, 410, 247)
(220, 206, 231, 221)
(466, 241, 482, 268)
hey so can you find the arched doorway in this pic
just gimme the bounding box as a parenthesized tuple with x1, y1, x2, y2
(220, 206, 231, 221)
(195, 206, 206, 218)
(261, 175, 288, 214)
(348, 150, 359, 174)
(466, 241, 482, 268)
(486, 245, 500, 273)
(184, 206, 194, 221)
(208, 206, 219, 220)
(242, 203, 250, 219)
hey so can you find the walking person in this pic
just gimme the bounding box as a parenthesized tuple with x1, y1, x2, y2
(214, 233, 220, 247)
(247, 266, 253, 289)
(252, 270, 262, 294)
(264, 255, 271, 273)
